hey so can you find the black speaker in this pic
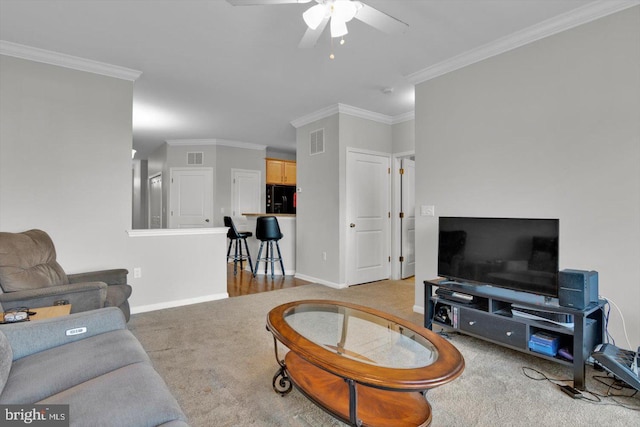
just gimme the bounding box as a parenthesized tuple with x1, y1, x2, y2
(558, 269, 598, 309)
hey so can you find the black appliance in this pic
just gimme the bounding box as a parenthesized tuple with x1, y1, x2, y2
(558, 269, 599, 309)
(266, 185, 296, 214)
(438, 217, 559, 297)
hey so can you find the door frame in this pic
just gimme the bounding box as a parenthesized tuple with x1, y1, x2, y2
(391, 151, 415, 280)
(230, 168, 261, 227)
(345, 147, 392, 286)
(147, 172, 163, 229)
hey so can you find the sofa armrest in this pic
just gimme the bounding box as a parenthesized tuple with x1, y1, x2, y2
(68, 269, 129, 286)
(1, 307, 126, 360)
(0, 282, 107, 313)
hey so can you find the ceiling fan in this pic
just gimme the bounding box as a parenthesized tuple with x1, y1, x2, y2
(227, 0, 409, 49)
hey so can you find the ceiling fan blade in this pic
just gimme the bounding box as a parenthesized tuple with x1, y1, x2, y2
(298, 16, 329, 48)
(227, 0, 313, 5)
(354, 3, 408, 34)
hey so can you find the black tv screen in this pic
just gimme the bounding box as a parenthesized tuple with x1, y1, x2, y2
(438, 217, 559, 297)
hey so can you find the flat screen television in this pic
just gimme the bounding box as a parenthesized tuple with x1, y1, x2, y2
(438, 217, 559, 297)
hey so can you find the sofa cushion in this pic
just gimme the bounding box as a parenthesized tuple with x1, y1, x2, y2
(0, 229, 69, 292)
(0, 329, 150, 404)
(105, 284, 132, 308)
(0, 332, 12, 396)
(39, 363, 188, 427)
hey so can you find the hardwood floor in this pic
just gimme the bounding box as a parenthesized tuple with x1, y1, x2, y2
(227, 263, 311, 297)
(227, 263, 416, 297)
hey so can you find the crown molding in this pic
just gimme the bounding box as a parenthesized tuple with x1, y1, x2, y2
(391, 111, 415, 125)
(0, 40, 142, 81)
(338, 104, 393, 125)
(165, 138, 266, 151)
(166, 139, 218, 146)
(290, 104, 340, 128)
(291, 103, 414, 128)
(407, 0, 640, 85)
(216, 139, 267, 151)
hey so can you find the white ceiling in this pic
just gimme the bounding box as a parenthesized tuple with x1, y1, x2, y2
(0, 0, 608, 158)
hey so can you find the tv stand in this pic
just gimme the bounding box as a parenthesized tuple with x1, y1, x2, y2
(424, 278, 604, 390)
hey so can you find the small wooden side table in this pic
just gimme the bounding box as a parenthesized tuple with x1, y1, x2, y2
(30, 305, 72, 320)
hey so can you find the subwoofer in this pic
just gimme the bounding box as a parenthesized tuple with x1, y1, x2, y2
(558, 269, 599, 310)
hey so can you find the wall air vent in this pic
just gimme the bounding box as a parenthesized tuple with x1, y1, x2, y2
(187, 152, 204, 165)
(309, 129, 324, 155)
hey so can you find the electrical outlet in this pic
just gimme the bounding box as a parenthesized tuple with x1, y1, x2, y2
(322, 252, 327, 261)
(133, 268, 142, 279)
(420, 205, 435, 216)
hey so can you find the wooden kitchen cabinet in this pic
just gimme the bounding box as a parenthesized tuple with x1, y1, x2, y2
(266, 158, 296, 185)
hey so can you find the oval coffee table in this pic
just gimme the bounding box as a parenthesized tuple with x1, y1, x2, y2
(266, 300, 465, 427)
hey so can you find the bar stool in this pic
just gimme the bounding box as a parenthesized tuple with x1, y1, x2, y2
(253, 216, 285, 278)
(224, 216, 253, 275)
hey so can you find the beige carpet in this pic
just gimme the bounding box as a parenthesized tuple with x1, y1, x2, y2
(128, 280, 638, 426)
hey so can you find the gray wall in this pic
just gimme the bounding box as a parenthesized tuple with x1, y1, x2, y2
(0, 55, 228, 311)
(266, 148, 295, 161)
(295, 113, 393, 286)
(296, 114, 341, 285)
(392, 119, 415, 154)
(215, 144, 266, 226)
(0, 55, 132, 271)
(414, 7, 640, 345)
(151, 143, 218, 229)
(132, 159, 148, 229)
(147, 143, 168, 227)
(145, 142, 266, 228)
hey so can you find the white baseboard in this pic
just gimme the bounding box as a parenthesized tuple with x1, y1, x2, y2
(252, 269, 296, 276)
(131, 292, 229, 314)
(294, 273, 348, 289)
(413, 304, 425, 315)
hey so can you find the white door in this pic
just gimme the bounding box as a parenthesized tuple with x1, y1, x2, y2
(231, 168, 261, 227)
(346, 150, 391, 285)
(400, 158, 416, 278)
(148, 174, 163, 229)
(169, 167, 213, 228)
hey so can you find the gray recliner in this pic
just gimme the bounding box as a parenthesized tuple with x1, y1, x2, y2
(0, 229, 132, 321)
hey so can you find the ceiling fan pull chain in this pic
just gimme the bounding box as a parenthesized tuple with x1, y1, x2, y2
(329, 31, 335, 60)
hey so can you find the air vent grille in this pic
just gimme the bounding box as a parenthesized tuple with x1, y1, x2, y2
(310, 129, 324, 155)
(187, 152, 204, 165)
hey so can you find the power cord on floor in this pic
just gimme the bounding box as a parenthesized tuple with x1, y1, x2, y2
(521, 366, 640, 411)
(590, 374, 640, 411)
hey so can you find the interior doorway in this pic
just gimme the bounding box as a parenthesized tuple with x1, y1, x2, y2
(346, 149, 391, 285)
(393, 152, 416, 279)
(169, 167, 214, 228)
(148, 173, 163, 229)
(400, 157, 416, 278)
(231, 168, 261, 229)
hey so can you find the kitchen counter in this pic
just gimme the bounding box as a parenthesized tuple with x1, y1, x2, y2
(239, 214, 295, 275)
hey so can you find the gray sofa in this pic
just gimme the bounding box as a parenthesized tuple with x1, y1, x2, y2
(0, 229, 133, 321)
(0, 307, 189, 426)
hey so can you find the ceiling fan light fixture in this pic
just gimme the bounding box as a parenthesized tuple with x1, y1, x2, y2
(330, 16, 348, 38)
(333, 0, 359, 23)
(303, 4, 327, 30)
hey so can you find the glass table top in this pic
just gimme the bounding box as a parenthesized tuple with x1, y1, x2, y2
(283, 302, 438, 369)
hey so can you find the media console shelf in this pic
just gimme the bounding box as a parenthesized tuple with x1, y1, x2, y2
(424, 278, 604, 390)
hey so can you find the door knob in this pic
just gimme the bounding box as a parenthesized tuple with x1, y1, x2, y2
(350, 223, 356, 228)
(205, 219, 210, 222)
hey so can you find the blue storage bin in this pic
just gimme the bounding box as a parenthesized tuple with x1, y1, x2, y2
(528, 331, 560, 357)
